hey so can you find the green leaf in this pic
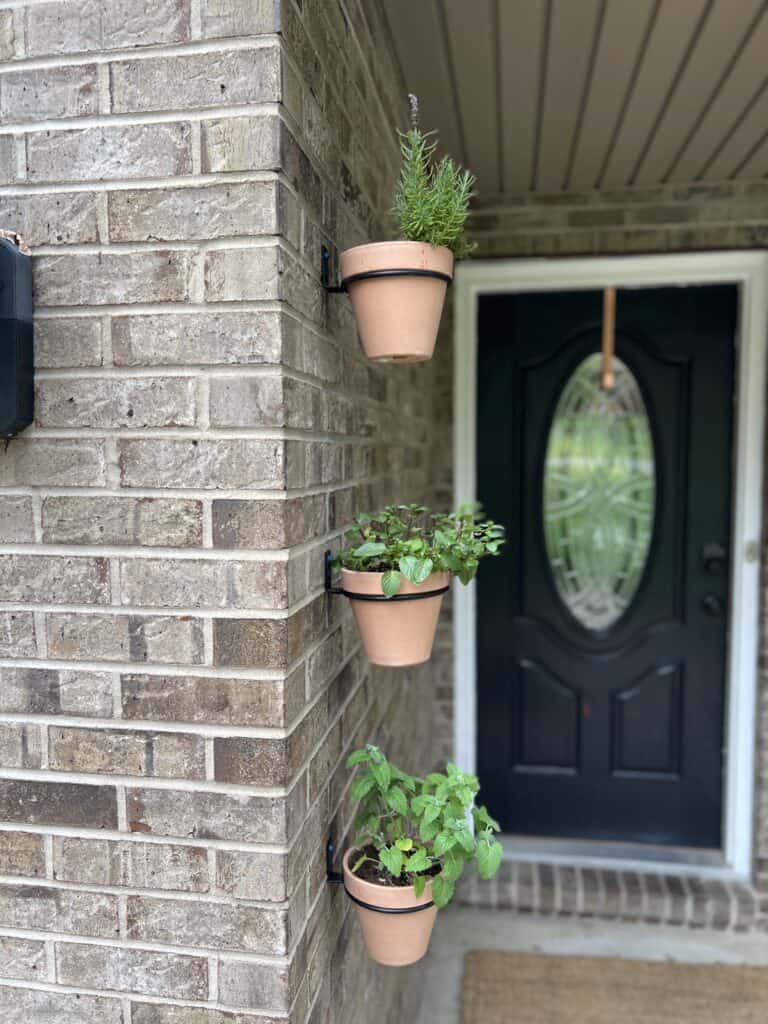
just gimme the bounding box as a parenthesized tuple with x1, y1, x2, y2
(405, 848, 431, 873)
(398, 555, 419, 582)
(379, 845, 403, 879)
(432, 832, 456, 857)
(476, 839, 503, 880)
(346, 749, 369, 768)
(350, 774, 376, 802)
(432, 873, 455, 909)
(353, 541, 387, 558)
(385, 786, 409, 817)
(419, 818, 440, 842)
(395, 837, 413, 852)
(413, 873, 427, 898)
(381, 570, 401, 598)
(456, 828, 475, 854)
(423, 803, 441, 826)
(441, 848, 466, 883)
(412, 557, 434, 584)
(371, 759, 391, 791)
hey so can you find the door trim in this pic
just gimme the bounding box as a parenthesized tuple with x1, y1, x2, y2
(453, 252, 768, 881)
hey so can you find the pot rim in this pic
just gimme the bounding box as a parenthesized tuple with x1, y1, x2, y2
(339, 567, 451, 597)
(342, 847, 434, 908)
(340, 239, 453, 259)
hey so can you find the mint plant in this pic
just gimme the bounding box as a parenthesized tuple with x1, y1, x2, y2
(333, 503, 504, 597)
(392, 94, 475, 259)
(347, 745, 502, 908)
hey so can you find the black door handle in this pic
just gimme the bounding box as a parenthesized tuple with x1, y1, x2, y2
(701, 594, 725, 617)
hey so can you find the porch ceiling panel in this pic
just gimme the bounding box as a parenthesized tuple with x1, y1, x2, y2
(383, 0, 768, 197)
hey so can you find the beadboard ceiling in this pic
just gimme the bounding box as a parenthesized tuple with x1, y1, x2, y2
(383, 0, 768, 197)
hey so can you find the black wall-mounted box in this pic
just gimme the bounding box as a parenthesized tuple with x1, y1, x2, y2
(0, 236, 33, 439)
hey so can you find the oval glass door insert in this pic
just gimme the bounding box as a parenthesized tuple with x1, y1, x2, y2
(543, 352, 656, 631)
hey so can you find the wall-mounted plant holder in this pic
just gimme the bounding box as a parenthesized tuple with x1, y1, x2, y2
(0, 231, 33, 439)
(326, 833, 437, 966)
(326, 835, 437, 966)
(321, 241, 452, 364)
(324, 550, 449, 667)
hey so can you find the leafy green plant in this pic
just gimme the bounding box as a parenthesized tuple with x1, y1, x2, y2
(333, 503, 504, 597)
(347, 745, 502, 908)
(391, 94, 475, 258)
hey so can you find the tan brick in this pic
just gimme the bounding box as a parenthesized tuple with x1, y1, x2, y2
(0, 440, 106, 487)
(0, 724, 42, 769)
(119, 557, 288, 609)
(42, 496, 203, 547)
(27, 0, 191, 56)
(0, 668, 114, 717)
(201, 114, 280, 173)
(0, 496, 33, 542)
(0, 832, 45, 877)
(0, 611, 36, 657)
(0, 936, 46, 982)
(34, 250, 192, 307)
(0, 555, 109, 604)
(126, 785, 300, 843)
(0, 987, 122, 1024)
(27, 123, 192, 183)
(216, 849, 287, 902)
(112, 308, 283, 367)
(118, 438, 285, 490)
(0, 10, 15, 60)
(214, 703, 327, 787)
(213, 617, 287, 669)
(56, 942, 207, 998)
(108, 181, 279, 242)
(205, 246, 321, 318)
(217, 958, 295, 1013)
(110, 47, 280, 113)
(0, 884, 117, 938)
(212, 495, 327, 549)
(49, 727, 206, 779)
(121, 668, 305, 728)
(205, 244, 280, 302)
(34, 317, 104, 368)
(214, 597, 324, 668)
(209, 375, 322, 429)
(201, 0, 279, 37)
(47, 612, 205, 665)
(126, 894, 288, 954)
(0, 191, 100, 246)
(53, 836, 208, 892)
(0, 65, 98, 123)
(36, 376, 197, 428)
(0, 133, 16, 185)
(0, 780, 118, 828)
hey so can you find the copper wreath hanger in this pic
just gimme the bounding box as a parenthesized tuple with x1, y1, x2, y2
(601, 286, 616, 391)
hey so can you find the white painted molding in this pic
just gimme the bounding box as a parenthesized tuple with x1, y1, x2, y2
(453, 251, 768, 879)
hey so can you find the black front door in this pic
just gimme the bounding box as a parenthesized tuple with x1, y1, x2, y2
(476, 285, 736, 848)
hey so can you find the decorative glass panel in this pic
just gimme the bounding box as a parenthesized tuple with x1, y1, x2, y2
(543, 353, 655, 631)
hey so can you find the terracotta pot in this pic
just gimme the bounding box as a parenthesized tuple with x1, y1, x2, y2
(341, 568, 449, 667)
(343, 848, 437, 966)
(339, 241, 454, 363)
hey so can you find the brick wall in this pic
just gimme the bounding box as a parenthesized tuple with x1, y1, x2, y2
(434, 181, 768, 927)
(0, 1, 442, 1021)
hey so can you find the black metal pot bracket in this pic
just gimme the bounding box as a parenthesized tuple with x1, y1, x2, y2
(320, 244, 454, 295)
(324, 550, 449, 602)
(326, 835, 435, 914)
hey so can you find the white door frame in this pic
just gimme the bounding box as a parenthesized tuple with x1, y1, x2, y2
(453, 252, 768, 881)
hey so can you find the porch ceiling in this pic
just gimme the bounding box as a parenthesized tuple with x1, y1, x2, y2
(383, 0, 768, 198)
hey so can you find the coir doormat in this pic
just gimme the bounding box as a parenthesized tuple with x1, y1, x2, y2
(462, 950, 768, 1023)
